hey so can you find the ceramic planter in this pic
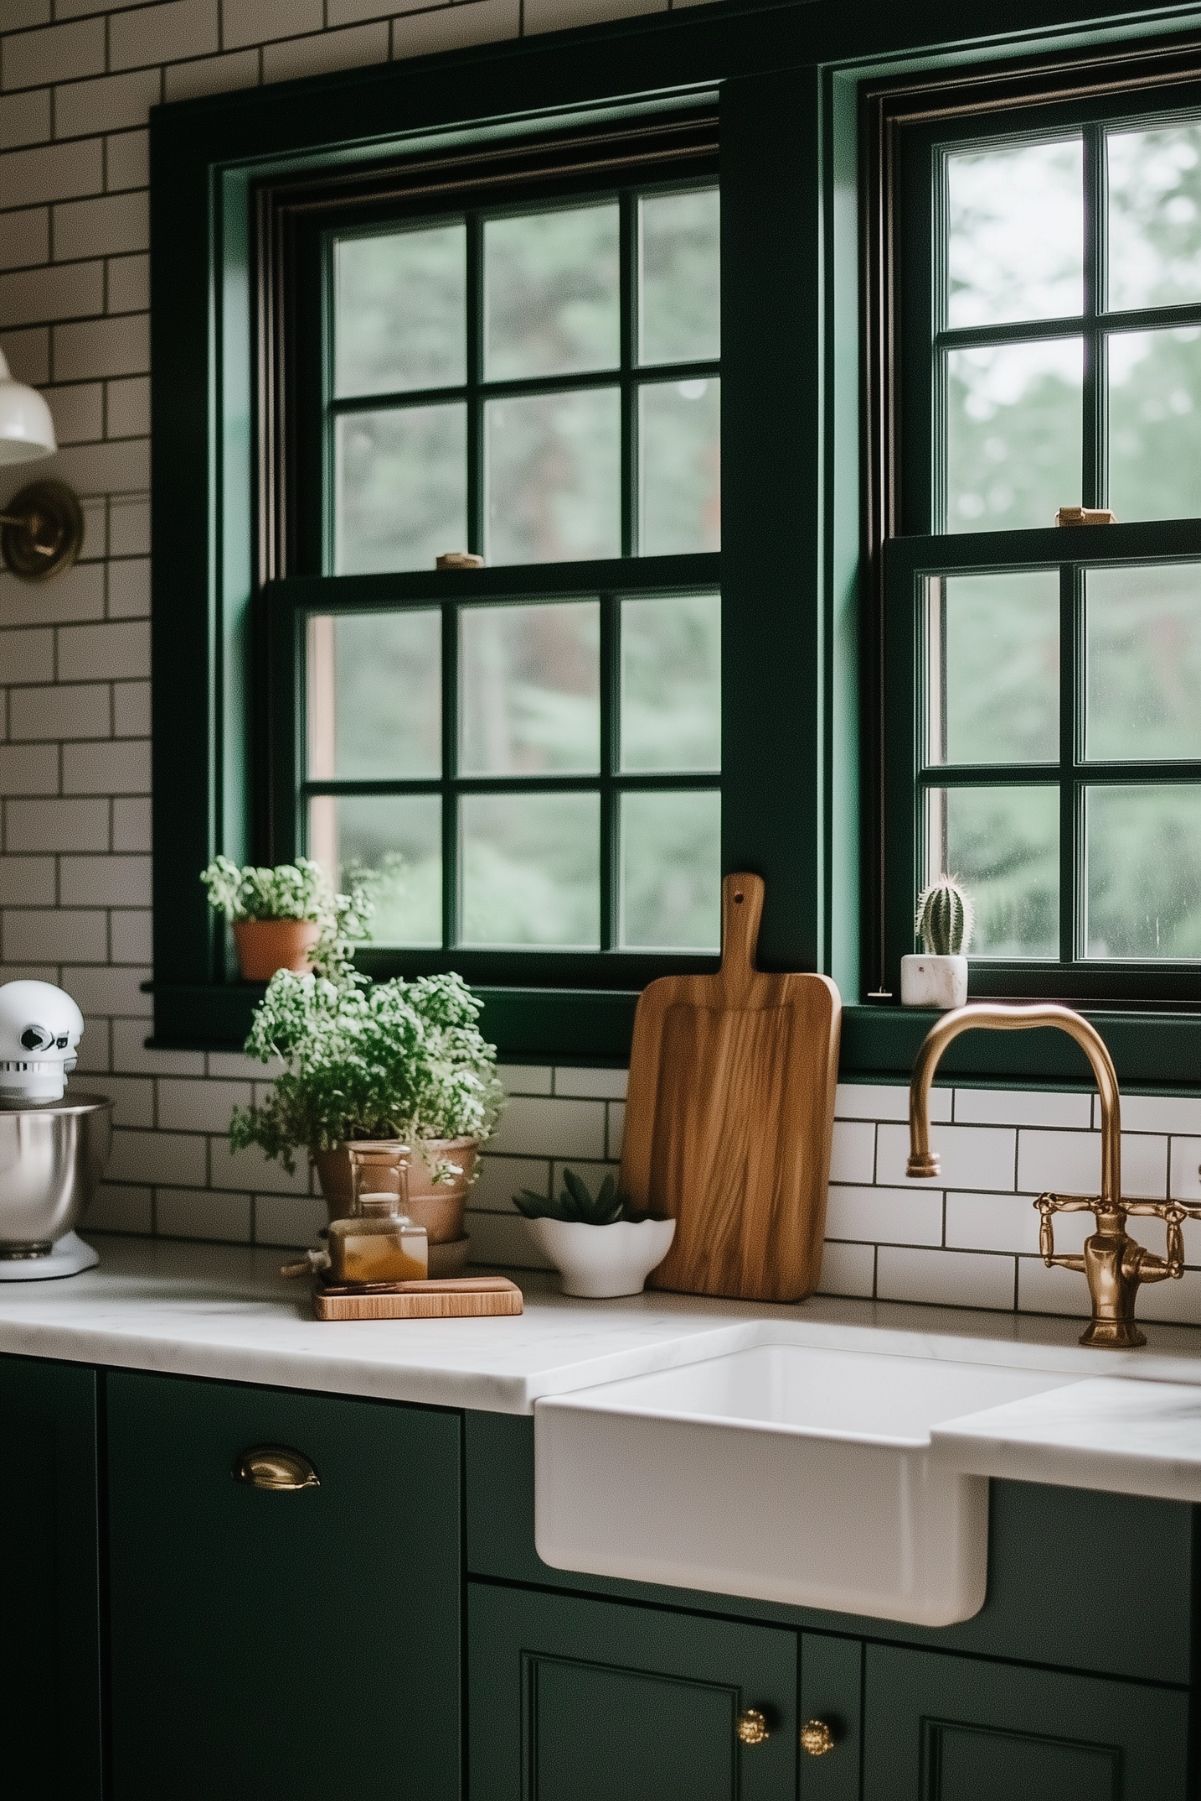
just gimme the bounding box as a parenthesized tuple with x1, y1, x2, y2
(314, 1137, 479, 1245)
(527, 1215, 677, 1299)
(232, 918, 320, 982)
(900, 953, 968, 1010)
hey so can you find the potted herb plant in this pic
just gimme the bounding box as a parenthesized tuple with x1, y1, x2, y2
(513, 1170, 675, 1298)
(230, 968, 504, 1260)
(201, 855, 376, 983)
(901, 873, 975, 1009)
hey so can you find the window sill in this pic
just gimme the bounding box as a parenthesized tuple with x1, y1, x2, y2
(148, 982, 1201, 1091)
(841, 1004, 1201, 1095)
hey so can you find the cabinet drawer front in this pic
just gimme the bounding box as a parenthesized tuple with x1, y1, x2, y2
(863, 1645, 1190, 1801)
(107, 1371, 461, 1801)
(469, 1582, 798, 1801)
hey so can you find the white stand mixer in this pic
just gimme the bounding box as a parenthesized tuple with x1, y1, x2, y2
(0, 980, 112, 1281)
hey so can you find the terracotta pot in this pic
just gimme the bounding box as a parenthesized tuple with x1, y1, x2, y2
(313, 1137, 479, 1245)
(233, 918, 320, 982)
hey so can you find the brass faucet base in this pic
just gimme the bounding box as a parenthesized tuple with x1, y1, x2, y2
(1080, 1318, 1146, 1350)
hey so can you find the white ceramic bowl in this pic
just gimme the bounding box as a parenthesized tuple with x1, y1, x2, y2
(527, 1215, 677, 1299)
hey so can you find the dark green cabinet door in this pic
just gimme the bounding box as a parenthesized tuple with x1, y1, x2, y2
(469, 1582, 797, 1801)
(863, 1645, 1190, 1801)
(0, 1356, 102, 1801)
(107, 1371, 461, 1801)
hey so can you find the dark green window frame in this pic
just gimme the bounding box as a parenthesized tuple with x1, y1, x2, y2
(148, 0, 1201, 1084)
(270, 123, 722, 983)
(148, 11, 831, 1063)
(859, 39, 1201, 1080)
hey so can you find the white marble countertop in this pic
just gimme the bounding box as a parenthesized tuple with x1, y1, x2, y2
(5, 1238, 1201, 1501)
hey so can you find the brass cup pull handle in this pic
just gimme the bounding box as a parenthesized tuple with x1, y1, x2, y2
(800, 1719, 837, 1758)
(736, 1708, 771, 1747)
(235, 1445, 320, 1492)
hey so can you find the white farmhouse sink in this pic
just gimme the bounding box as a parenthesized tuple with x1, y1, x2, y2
(534, 1341, 1077, 1626)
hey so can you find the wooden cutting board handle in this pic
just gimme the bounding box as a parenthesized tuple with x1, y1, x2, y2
(719, 873, 765, 999)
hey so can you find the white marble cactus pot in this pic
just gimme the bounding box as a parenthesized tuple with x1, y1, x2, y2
(528, 1215, 677, 1299)
(900, 953, 968, 1010)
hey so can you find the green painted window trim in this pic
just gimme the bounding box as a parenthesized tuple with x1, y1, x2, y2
(147, 0, 1201, 1082)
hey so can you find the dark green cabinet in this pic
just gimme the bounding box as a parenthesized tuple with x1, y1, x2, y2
(863, 1645, 1191, 1801)
(0, 1356, 102, 1801)
(106, 1371, 461, 1801)
(468, 1583, 801, 1801)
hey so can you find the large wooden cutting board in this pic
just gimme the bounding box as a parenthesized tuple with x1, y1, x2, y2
(620, 873, 841, 1303)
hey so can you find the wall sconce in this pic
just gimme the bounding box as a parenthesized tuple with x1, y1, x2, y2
(0, 348, 84, 583)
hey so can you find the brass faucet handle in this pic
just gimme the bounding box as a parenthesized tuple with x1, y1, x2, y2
(1123, 1200, 1201, 1280)
(1033, 1193, 1094, 1270)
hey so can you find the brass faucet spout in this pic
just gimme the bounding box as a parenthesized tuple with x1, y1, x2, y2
(906, 1003, 1122, 1206)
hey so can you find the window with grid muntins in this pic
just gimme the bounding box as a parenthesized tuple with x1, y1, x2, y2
(881, 80, 1201, 1003)
(269, 127, 724, 978)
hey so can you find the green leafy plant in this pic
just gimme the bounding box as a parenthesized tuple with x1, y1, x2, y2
(915, 873, 975, 957)
(200, 854, 381, 981)
(229, 968, 504, 1174)
(513, 1168, 668, 1226)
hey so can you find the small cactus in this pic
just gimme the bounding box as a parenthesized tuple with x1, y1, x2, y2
(915, 874, 975, 957)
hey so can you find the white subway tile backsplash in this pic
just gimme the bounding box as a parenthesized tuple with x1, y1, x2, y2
(54, 189, 149, 260)
(112, 1018, 203, 1078)
(945, 1189, 1090, 1258)
(472, 1153, 549, 1213)
(112, 680, 150, 736)
(0, 88, 51, 152)
(108, 0, 220, 69)
(0, 206, 50, 270)
(61, 854, 151, 907)
(554, 1064, 628, 1100)
(0, 136, 102, 205)
(606, 1100, 625, 1160)
(7, 794, 107, 851)
(85, 1180, 152, 1235)
(877, 1244, 1016, 1312)
(953, 1086, 1092, 1129)
(0, 856, 56, 905)
(1017, 1127, 1167, 1200)
(464, 1207, 552, 1271)
(825, 1182, 943, 1247)
(0, 1, 51, 31)
(109, 1126, 206, 1187)
(109, 909, 152, 964)
(224, 0, 324, 49)
(162, 48, 260, 101)
(5, 906, 106, 962)
(53, 312, 149, 380)
(65, 961, 152, 1016)
(261, 20, 387, 81)
(3, 18, 106, 91)
(828, 1118, 875, 1184)
(815, 1239, 875, 1299)
(0, 256, 102, 326)
(111, 795, 151, 850)
(54, 68, 162, 139)
(877, 1121, 1016, 1192)
(62, 736, 150, 793)
(523, 0, 664, 30)
(210, 1137, 311, 1196)
(254, 1191, 327, 1249)
(0, 740, 58, 792)
(41, 379, 105, 443)
(392, 0, 520, 58)
(835, 1081, 949, 1122)
(491, 1095, 606, 1160)
(1169, 1138, 1201, 1203)
(104, 128, 149, 192)
(1116, 1093, 1201, 1135)
(157, 1077, 250, 1134)
(9, 680, 110, 739)
(157, 1186, 251, 1243)
(0, 625, 53, 683)
(98, 1073, 155, 1128)
(496, 1061, 552, 1095)
(106, 257, 150, 319)
(58, 619, 149, 681)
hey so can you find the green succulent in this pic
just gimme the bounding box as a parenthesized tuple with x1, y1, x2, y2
(513, 1168, 668, 1226)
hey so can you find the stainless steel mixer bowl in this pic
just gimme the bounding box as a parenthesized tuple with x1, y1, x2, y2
(0, 1094, 112, 1255)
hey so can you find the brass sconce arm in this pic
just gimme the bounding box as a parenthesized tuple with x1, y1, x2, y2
(0, 480, 84, 582)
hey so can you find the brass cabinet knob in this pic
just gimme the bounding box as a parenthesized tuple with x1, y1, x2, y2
(736, 1708, 771, 1747)
(234, 1445, 320, 1492)
(800, 1719, 837, 1758)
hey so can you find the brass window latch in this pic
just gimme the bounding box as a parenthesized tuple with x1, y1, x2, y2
(1055, 505, 1117, 526)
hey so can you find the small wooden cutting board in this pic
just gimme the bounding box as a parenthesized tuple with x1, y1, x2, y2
(620, 873, 840, 1302)
(313, 1276, 523, 1321)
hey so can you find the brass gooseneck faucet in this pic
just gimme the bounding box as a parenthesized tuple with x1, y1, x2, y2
(907, 1003, 1199, 1348)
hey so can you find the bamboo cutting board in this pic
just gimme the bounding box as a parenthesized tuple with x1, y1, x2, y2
(621, 873, 841, 1302)
(313, 1276, 523, 1321)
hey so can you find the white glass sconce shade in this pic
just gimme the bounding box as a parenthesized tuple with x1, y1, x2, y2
(0, 350, 56, 464)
